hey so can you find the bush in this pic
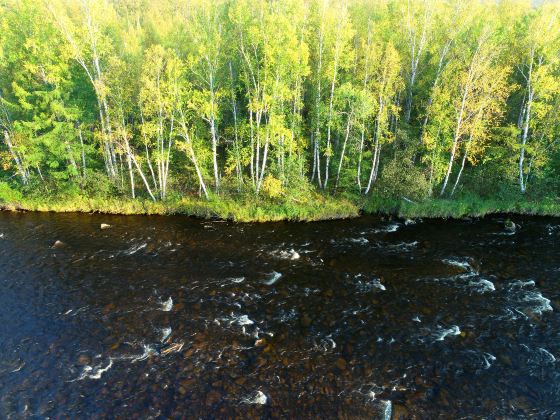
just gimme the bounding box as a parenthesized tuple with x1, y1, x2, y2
(0, 181, 23, 203)
(261, 175, 283, 199)
(375, 157, 431, 201)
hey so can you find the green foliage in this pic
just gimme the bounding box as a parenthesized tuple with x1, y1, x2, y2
(375, 157, 431, 201)
(261, 175, 283, 199)
(0, 181, 22, 203)
(0, 0, 559, 221)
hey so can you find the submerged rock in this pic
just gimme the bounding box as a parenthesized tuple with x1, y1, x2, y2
(391, 404, 409, 419)
(335, 358, 347, 370)
(205, 390, 222, 406)
(242, 390, 267, 405)
(255, 338, 267, 347)
(161, 342, 184, 356)
(77, 354, 91, 365)
(300, 314, 312, 327)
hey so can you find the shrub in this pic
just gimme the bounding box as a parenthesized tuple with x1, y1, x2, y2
(375, 157, 431, 201)
(261, 175, 283, 199)
(0, 181, 23, 203)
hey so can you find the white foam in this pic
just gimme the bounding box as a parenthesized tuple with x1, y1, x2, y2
(536, 347, 556, 363)
(227, 277, 245, 284)
(125, 242, 147, 255)
(469, 278, 495, 293)
(132, 344, 157, 362)
(442, 259, 472, 271)
(0, 233, 4, 239)
(510, 279, 536, 289)
(233, 314, 254, 326)
(243, 390, 267, 405)
(316, 335, 337, 352)
(74, 359, 113, 381)
(160, 297, 173, 312)
(507, 280, 553, 314)
(434, 325, 461, 341)
(385, 223, 400, 232)
(160, 327, 172, 343)
(382, 400, 392, 420)
(263, 271, 282, 286)
(374, 223, 400, 233)
(273, 249, 300, 260)
(482, 353, 496, 369)
(522, 291, 553, 314)
(11, 361, 24, 373)
(355, 275, 386, 292)
(412, 316, 421, 322)
(349, 237, 369, 244)
(277, 308, 298, 322)
(385, 241, 418, 251)
(546, 224, 560, 236)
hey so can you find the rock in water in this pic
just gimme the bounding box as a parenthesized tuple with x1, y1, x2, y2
(335, 358, 347, 370)
(255, 338, 267, 347)
(205, 390, 222, 406)
(100, 223, 111, 230)
(52, 240, 65, 249)
(77, 354, 91, 365)
(504, 219, 518, 232)
(161, 341, 184, 356)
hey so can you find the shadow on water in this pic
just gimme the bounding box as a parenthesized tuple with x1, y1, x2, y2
(0, 212, 559, 418)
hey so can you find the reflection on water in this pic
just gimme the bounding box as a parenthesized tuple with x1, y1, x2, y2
(0, 212, 559, 418)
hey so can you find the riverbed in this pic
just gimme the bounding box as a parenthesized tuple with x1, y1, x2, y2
(0, 212, 559, 418)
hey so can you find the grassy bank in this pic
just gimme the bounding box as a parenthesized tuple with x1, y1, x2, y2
(1, 185, 559, 222)
(362, 194, 560, 219)
(0, 191, 359, 222)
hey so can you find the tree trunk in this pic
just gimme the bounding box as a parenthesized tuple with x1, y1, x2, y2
(357, 130, 365, 192)
(335, 114, 352, 192)
(209, 69, 220, 192)
(125, 139, 156, 202)
(178, 111, 209, 199)
(229, 62, 243, 190)
(519, 92, 533, 194)
(450, 132, 473, 196)
(3, 131, 28, 184)
(78, 128, 87, 180)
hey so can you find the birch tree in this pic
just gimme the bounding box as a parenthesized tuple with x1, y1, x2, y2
(515, 5, 560, 193)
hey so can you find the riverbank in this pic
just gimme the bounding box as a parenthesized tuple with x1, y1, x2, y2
(363, 195, 560, 219)
(0, 192, 360, 222)
(1, 190, 559, 222)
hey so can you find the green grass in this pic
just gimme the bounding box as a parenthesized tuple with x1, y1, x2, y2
(363, 194, 560, 219)
(1, 182, 559, 222)
(0, 190, 359, 222)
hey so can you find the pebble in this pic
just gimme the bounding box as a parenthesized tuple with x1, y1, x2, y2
(335, 358, 347, 370)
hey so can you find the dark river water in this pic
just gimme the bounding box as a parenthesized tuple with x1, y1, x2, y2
(0, 212, 559, 418)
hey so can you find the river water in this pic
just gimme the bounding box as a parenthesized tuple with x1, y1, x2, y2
(0, 212, 559, 418)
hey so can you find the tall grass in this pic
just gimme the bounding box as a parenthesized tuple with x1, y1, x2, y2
(2, 183, 559, 222)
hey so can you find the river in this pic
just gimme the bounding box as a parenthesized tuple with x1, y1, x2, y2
(0, 212, 559, 418)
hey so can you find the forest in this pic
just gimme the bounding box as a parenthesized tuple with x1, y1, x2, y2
(1, 0, 560, 220)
